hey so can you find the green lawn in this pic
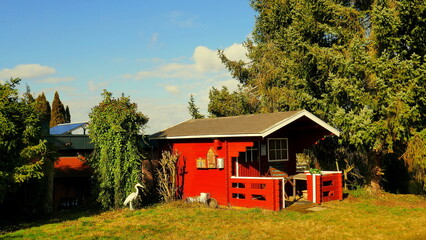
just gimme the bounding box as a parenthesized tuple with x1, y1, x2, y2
(1, 192, 425, 240)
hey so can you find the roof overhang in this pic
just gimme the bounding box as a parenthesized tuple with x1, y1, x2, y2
(152, 110, 340, 139)
(262, 110, 340, 137)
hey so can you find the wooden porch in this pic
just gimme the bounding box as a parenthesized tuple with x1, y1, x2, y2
(228, 171, 343, 211)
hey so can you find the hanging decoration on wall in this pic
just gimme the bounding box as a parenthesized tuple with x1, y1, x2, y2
(197, 158, 207, 168)
(196, 147, 219, 169)
(207, 147, 217, 168)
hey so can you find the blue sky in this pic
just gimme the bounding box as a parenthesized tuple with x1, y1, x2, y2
(0, 0, 255, 133)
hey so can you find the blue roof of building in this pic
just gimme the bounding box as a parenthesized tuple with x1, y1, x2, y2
(50, 122, 88, 135)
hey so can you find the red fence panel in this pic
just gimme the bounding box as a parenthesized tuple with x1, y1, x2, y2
(306, 171, 343, 204)
(229, 177, 282, 211)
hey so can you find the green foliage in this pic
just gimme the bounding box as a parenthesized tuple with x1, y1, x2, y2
(87, 90, 149, 209)
(208, 86, 259, 117)
(402, 130, 426, 191)
(309, 168, 321, 174)
(49, 91, 66, 127)
(187, 94, 204, 119)
(64, 105, 71, 123)
(0, 78, 48, 202)
(23, 84, 35, 104)
(34, 93, 51, 123)
(219, 0, 426, 189)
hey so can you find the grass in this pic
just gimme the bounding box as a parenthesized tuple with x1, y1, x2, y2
(1, 191, 425, 240)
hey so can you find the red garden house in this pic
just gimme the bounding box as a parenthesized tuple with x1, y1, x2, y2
(151, 110, 343, 210)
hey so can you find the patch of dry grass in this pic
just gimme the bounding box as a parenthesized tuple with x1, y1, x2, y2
(1, 192, 425, 240)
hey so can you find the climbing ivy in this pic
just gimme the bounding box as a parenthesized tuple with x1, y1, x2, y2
(88, 90, 148, 209)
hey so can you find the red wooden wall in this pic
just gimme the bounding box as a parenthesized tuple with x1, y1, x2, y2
(169, 140, 254, 206)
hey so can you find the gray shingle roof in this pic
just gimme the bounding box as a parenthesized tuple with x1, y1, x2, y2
(150, 110, 340, 139)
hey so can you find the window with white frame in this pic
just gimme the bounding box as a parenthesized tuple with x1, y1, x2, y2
(268, 138, 289, 161)
(238, 142, 259, 162)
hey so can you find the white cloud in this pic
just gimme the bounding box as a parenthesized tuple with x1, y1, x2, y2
(222, 43, 249, 62)
(0, 64, 56, 81)
(123, 43, 248, 81)
(39, 77, 74, 83)
(115, 43, 249, 131)
(161, 84, 180, 95)
(192, 46, 223, 72)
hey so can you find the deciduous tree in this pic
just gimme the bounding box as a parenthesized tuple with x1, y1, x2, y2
(208, 86, 259, 117)
(88, 90, 149, 209)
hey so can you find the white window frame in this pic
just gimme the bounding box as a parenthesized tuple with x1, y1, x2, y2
(268, 138, 289, 162)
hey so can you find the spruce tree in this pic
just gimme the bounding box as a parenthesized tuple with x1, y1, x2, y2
(219, 0, 426, 190)
(187, 94, 204, 119)
(50, 91, 66, 127)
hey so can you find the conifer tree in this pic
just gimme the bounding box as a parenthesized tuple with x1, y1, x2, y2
(23, 84, 35, 104)
(0, 78, 47, 202)
(50, 91, 66, 127)
(187, 94, 204, 119)
(65, 105, 71, 123)
(34, 93, 51, 124)
(219, 0, 426, 190)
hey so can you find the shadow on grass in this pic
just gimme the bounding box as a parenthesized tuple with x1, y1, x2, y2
(0, 206, 102, 235)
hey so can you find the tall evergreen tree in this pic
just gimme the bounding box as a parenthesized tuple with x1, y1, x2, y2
(65, 105, 71, 123)
(23, 84, 35, 104)
(219, 0, 426, 190)
(50, 91, 66, 127)
(0, 78, 47, 202)
(187, 94, 205, 119)
(34, 93, 51, 124)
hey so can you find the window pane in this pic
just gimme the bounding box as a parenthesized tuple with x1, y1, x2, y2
(282, 139, 287, 149)
(276, 149, 282, 160)
(269, 150, 275, 160)
(240, 152, 247, 162)
(269, 140, 275, 150)
(253, 150, 259, 162)
(282, 150, 288, 160)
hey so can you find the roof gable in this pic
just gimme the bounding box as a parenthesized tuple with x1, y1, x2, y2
(151, 110, 340, 139)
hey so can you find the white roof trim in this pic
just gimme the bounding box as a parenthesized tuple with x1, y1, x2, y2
(151, 110, 340, 139)
(261, 110, 340, 137)
(152, 133, 262, 140)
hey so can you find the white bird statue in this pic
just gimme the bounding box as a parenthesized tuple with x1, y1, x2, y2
(123, 183, 144, 210)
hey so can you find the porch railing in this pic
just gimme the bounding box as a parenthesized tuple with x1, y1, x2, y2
(306, 171, 343, 204)
(229, 177, 283, 211)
